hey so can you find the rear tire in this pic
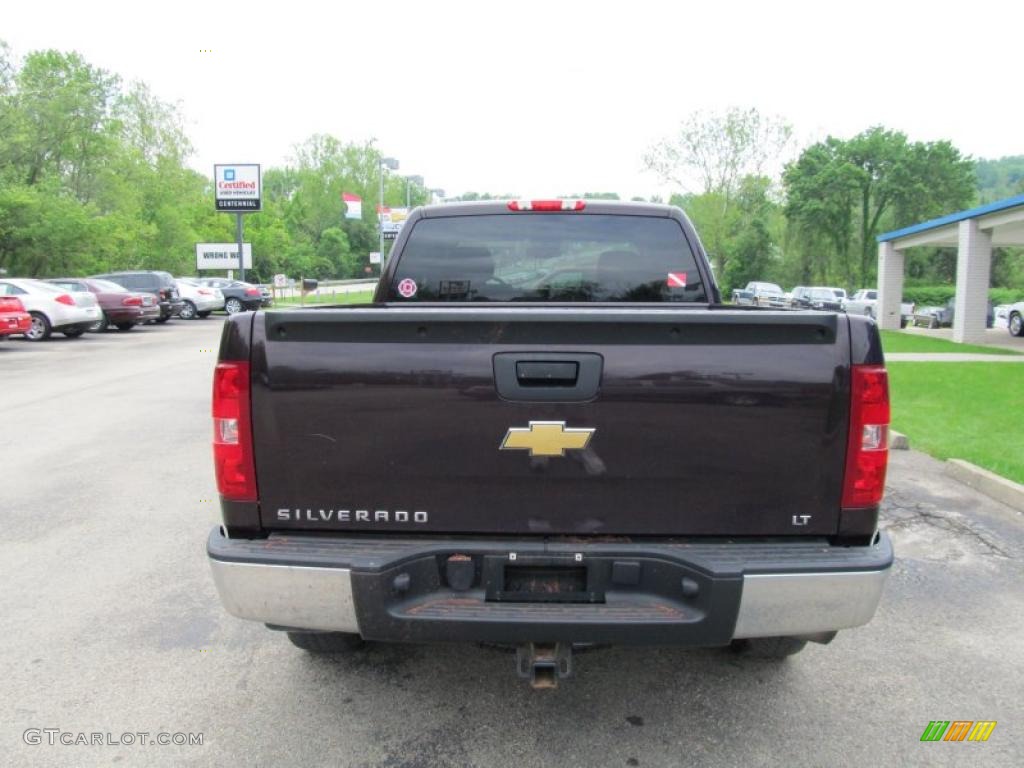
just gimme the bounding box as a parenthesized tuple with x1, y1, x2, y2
(179, 300, 197, 320)
(286, 631, 364, 653)
(732, 636, 809, 659)
(155, 316, 170, 324)
(88, 312, 109, 333)
(115, 322, 134, 331)
(25, 312, 52, 341)
(1010, 312, 1023, 337)
(225, 298, 244, 315)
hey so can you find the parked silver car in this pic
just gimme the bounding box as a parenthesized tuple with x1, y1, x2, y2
(731, 289, 754, 305)
(0, 278, 102, 340)
(176, 279, 225, 319)
(744, 281, 786, 307)
(845, 288, 914, 327)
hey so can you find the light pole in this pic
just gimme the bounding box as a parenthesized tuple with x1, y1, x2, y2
(405, 175, 424, 208)
(378, 156, 399, 274)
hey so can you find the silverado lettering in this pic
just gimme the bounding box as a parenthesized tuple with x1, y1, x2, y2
(208, 200, 894, 688)
(276, 509, 428, 524)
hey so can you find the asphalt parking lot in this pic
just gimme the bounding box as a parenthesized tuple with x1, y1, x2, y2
(1, 319, 1022, 767)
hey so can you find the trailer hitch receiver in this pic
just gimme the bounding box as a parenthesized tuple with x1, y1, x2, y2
(516, 643, 572, 689)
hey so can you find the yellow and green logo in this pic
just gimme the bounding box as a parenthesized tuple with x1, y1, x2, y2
(920, 721, 997, 742)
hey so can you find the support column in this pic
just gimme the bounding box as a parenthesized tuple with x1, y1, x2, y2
(876, 241, 904, 330)
(953, 219, 992, 344)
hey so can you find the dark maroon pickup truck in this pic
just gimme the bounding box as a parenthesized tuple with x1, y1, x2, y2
(207, 200, 893, 686)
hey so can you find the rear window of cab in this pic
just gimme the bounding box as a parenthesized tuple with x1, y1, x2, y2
(386, 214, 706, 303)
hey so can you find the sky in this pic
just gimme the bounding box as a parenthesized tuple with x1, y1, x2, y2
(4, 0, 1022, 200)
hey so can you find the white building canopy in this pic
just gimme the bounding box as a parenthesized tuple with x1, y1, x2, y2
(876, 193, 1024, 343)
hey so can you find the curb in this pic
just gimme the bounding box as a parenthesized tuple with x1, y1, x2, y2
(889, 430, 910, 450)
(944, 459, 1024, 513)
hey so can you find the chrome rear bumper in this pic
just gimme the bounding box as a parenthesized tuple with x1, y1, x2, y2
(208, 529, 892, 641)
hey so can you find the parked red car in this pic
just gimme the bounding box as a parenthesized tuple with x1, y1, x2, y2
(47, 278, 161, 331)
(0, 295, 32, 339)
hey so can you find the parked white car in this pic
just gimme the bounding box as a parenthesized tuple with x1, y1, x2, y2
(0, 278, 102, 340)
(843, 289, 879, 316)
(1005, 301, 1024, 337)
(176, 279, 225, 320)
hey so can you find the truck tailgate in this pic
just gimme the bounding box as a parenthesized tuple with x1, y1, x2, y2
(251, 307, 851, 536)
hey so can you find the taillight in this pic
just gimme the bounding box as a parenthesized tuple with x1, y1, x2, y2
(507, 199, 586, 212)
(212, 361, 257, 501)
(122, 295, 143, 307)
(198, 288, 212, 296)
(244, 287, 260, 296)
(842, 365, 890, 508)
(55, 294, 75, 306)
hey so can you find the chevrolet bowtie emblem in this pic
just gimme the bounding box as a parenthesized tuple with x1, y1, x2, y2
(500, 421, 595, 457)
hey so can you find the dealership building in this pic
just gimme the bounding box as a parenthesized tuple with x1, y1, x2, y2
(876, 193, 1024, 343)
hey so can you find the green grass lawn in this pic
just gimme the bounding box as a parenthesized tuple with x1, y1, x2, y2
(888, 362, 1024, 483)
(879, 330, 1019, 355)
(272, 290, 374, 307)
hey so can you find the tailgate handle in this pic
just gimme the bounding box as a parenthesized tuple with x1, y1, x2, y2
(515, 361, 578, 387)
(494, 352, 603, 402)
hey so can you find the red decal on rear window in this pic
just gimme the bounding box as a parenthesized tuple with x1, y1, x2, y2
(397, 278, 418, 298)
(667, 272, 687, 288)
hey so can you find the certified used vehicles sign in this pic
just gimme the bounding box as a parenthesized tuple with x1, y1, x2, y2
(214, 164, 261, 211)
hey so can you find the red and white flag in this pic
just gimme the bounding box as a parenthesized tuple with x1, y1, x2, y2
(342, 192, 362, 220)
(667, 272, 687, 288)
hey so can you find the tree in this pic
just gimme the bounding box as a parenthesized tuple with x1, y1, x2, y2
(316, 226, 354, 277)
(724, 218, 773, 291)
(644, 108, 792, 274)
(644, 107, 792, 195)
(975, 155, 1024, 203)
(673, 176, 785, 294)
(563, 192, 620, 200)
(671, 189, 735, 272)
(0, 44, 221, 278)
(448, 191, 517, 201)
(784, 127, 975, 288)
(6, 50, 120, 196)
(783, 139, 859, 287)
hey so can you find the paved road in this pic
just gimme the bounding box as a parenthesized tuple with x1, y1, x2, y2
(1, 320, 1021, 767)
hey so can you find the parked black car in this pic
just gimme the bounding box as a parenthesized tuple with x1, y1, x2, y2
(90, 271, 183, 322)
(195, 278, 272, 314)
(791, 286, 843, 311)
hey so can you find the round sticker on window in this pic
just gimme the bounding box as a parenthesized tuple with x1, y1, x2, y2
(397, 278, 418, 298)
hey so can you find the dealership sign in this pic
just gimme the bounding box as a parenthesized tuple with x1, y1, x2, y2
(196, 243, 253, 270)
(214, 164, 261, 211)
